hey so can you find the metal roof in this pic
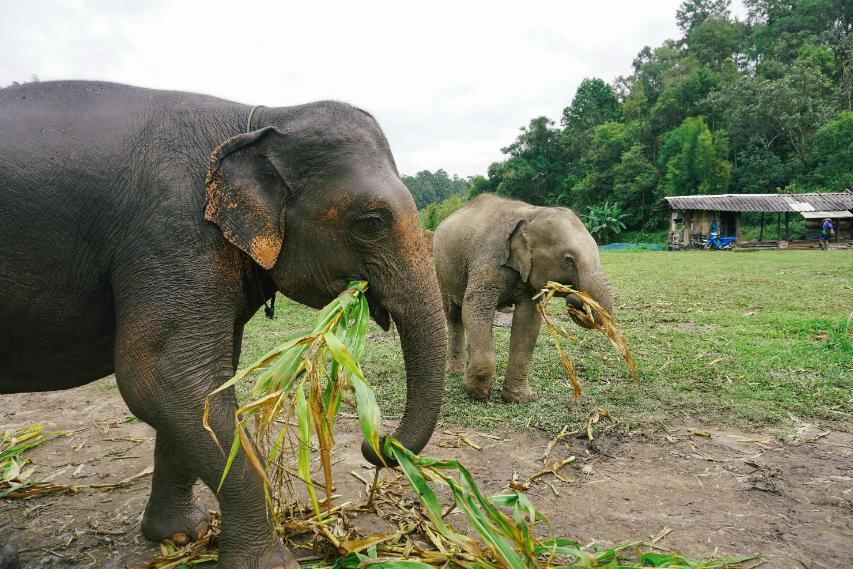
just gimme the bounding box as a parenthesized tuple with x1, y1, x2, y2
(800, 210, 853, 219)
(664, 192, 853, 213)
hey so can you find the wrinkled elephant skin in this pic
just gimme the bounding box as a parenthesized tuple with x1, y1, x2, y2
(0, 81, 446, 569)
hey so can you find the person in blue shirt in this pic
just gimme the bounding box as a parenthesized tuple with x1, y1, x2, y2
(819, 218, 834, 250)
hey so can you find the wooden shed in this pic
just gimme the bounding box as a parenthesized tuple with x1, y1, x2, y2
(664, 192, 853, 249)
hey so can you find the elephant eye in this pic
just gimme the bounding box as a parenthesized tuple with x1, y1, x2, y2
(351, 212, 388, 240)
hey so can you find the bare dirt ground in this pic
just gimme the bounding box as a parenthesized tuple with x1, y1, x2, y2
(1, 382, 851, 569)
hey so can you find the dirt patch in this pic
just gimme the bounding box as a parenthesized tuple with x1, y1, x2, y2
(2, 383, 851, 568)
(670, 321, 718, 334)
(494, 311, 513, 327)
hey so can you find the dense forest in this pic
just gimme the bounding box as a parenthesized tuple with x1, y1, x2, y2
(413, 0, 852, 234)
(401, 170, 468, 209)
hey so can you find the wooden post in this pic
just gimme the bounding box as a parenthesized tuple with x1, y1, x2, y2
(777, 213, 781, 240)
(784, 211, 790, 241)
(759, 212, 765, 241)
(735, 212, 742, 243)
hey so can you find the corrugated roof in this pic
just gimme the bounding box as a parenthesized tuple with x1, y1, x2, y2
(664, 192, 853, 213)
(800, 210, 853, 219)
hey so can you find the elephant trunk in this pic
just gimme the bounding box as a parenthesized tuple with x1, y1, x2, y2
(361, 262, 447, 467)
(567, 267, 614, 327)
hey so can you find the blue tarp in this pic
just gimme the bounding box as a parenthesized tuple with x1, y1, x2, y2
(598, 242, 663, 251)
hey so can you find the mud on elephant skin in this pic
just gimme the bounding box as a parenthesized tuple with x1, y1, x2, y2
(433, 193, 613, 404)
(0, 81, 446, 569)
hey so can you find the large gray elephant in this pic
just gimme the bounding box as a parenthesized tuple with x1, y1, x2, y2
(0, 81, 446, 569)
(433, 193, 613, 403)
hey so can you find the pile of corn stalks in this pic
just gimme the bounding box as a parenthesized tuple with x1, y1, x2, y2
(146, 281, 759, 569)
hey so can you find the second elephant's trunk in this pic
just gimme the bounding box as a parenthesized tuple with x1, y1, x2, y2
(567, 268, 615, 327)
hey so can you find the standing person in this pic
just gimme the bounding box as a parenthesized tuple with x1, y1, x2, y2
(819, 218, 835, 250)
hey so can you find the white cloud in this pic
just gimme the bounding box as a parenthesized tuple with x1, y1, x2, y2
(1, 0, 734, 177)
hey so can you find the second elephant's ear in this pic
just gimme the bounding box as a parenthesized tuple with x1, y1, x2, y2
(502, 219, 533, 282)
(205, 127, 291, 269)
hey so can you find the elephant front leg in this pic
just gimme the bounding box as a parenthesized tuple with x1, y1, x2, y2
(444, 295, 466, 375)
(114, 321, 296, 569)
(198, 397, 298, 569)
(142, 435, 209, 545)
(461, 277, 501, 400)
(502, 295, 542, 403)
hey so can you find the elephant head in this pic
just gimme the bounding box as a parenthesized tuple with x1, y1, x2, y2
(505, 207, 614, 326)
(204, 102, 446, 465)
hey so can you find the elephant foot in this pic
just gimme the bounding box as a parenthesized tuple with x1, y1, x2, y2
(217, 544, 298, 569)
(0, 540, 19, 569)
(462, 373, 492, 400)
(447, 360, 465, 375)
(142, 499, 209, 545)
(501, 381, 533, 404)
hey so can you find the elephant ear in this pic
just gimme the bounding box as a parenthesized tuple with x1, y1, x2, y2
(502, 219, 533, 282)
(205, 127, 292, 269)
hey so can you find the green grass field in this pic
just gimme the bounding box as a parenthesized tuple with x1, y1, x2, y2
(239, 250, 852, 436)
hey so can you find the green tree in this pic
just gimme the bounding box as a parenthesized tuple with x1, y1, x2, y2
(745, 0, 853, 65)
(804, 111, 853, 191)
(466, 175, 494, 198)
(649, 65, 719, 134)
(402, 169, 467, 209)
(561, 78, 621, 135)
(612, 144, 662, 228)
(584, 201, 628, 244)
(494, 117, 563, 205)
(626, 41, 684, 116)
(571, 122, 636, 209)
(676, 0, 731, 33)
(712, 60, 834, 189)
(419, 194, 467, 231)
(659, 116, 731, 195)
(686, 17, 743, 69)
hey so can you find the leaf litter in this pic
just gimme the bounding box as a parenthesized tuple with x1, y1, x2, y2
(2, 425, 151, 499)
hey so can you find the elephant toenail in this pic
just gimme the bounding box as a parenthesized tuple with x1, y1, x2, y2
(170, 532, 189, 545)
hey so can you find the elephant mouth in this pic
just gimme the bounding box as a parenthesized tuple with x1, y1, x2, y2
(366, 292, 391, 331)
(564, 292, 605, 329)
(563, 292, 583, 309)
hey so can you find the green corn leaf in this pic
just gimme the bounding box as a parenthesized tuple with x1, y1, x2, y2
(389, 443, 479, 554)
(442, 477, 527, 569)
(323, 330, 382, 458)
(296, 384, 319, 514)
(323, 331, 365, 381)
(344, 293, 370, 362)
(216, 430, 242, 493)
(637, 552, 693, 567)
(535, 538, 584, 554)
(258, 343, 309, 395)
(364, 562, 434, 569)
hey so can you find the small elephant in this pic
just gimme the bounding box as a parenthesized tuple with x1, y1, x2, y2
(0, 81, 447, 569)
(433, 193, 614, 403)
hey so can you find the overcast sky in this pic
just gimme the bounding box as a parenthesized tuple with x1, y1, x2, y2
(0, 1, 746, 178)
